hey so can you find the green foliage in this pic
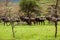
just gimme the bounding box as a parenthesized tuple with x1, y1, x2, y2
(19, 0, 40, 15)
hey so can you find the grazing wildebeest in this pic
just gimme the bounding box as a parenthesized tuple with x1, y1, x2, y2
(20, 16, 35, 25)
(45, 16, 52, 24)
(56, 17, 60, 22)
(0, 16, 20, 26)
(0, 16, 10, 26)
(35, 17, 46, 25)
(45, 16, 58, 25)
(20, 16, 46, 25)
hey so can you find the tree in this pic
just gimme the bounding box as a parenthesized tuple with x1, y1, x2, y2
(9, 8, 15, 38)
(46, 0, 59, 38)
(4, 0, 15, 38)
(19, 0, 40, 25)
(54, 0, 59, 38)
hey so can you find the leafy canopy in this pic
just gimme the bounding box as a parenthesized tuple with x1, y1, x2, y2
(19, 0, 40, 13)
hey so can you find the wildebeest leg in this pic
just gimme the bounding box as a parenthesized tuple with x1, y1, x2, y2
(4, 22, 8, 26)
(48, 20, 50, 24)
(43, 21, 45, 25)
(39, 22, 40, 25)
(6, 22, 11, 26)
(40, 21, 42, 25)
(35, 21, 37, 25)
(41, 21, 44, 25)
(4, 22, 5, 26)
(17, 22, 19, 25)
(0, 20, 1, 23)
(33, 21, 36, 25)
(42, 21, 43, 25)
(44, 21, 45, 25)
(6, 22, 8, 25)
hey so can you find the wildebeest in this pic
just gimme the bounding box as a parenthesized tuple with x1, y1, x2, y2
(20, 16, 35, 25)
(0, 16, 9, 26)
(45, 16, 60, 25)
(45, 15, 52, 24)
(0, 16, 20, 26)
(35, 17, 46, 25)
(20, 16, 46, 25)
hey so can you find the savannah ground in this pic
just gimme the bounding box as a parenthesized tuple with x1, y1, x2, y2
(0, 22, 60, 40)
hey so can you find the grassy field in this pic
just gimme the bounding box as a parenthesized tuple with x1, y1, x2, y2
(0, 22, 60, 40)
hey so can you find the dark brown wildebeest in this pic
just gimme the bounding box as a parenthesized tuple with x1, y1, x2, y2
(35, 17, 46, 25)
(45, 16, 59, 25)
(45, 16, 52, 24)
(20, 16, 35, 25)
(0, 16, 9, 26)
(0, 16, 20, 26)
(20, 16, 46, 25)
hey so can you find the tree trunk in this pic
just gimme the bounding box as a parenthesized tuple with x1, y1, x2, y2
(27, 12, 32, 25)
(54, 0, 59, 38)
(27, 19, 31, 25)
(10, 22, 15, 38)
(12, 25, 15, 38)
(55, 21, 57, 38)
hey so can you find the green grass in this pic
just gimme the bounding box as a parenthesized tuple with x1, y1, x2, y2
(0, 23, 60, 40)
